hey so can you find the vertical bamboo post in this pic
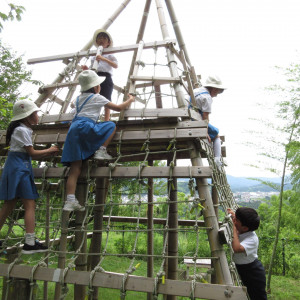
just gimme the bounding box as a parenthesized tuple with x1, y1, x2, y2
(147, 160, 154, 300)
(43, 189, 50, 300)
(167, 159, 178, 300)
(90, 178, 107, 300)
(74, 161, 89, 300)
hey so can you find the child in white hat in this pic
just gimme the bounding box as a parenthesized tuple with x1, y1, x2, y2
(0, 100, 59, 253)
(191, 75, 226, 169)
(82, 29, 118, 121)
(61, 70, 135, 212)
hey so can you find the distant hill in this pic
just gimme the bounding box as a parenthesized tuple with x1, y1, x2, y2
(226, 175, 291, 192)
(177, 176, 291, 193)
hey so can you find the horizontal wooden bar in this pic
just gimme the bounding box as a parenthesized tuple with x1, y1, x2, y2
(33, 166, 212, 179)
(27, 40, 176, 65)
(0, 264, 247, 299)
(130, 75, 180, 84)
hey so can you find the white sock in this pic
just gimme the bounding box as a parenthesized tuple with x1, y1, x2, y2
(213, 137, 222, 158)
(25, 233, 35, 246)
(100, 146, 106, 150)
(67, 194, 76, 202)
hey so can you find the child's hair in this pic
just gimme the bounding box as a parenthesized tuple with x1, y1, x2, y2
(235, 207, 260, 231)
(82, 87, 97, 94)
(6, 120, 22, 146)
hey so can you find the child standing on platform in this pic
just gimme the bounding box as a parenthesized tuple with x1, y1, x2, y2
(61, 70, 135, 212)
(82, 29, 118, 121)
(0, 100, 59, 254)
(227, 207, 267, 300)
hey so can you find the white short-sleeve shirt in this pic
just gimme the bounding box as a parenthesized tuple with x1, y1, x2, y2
(193, 87, 213, 113)
(75, 93, 109, 122)
(233, 231, 259, 265)
(91, 54, 118, 76)
(10, 123, 33, 153)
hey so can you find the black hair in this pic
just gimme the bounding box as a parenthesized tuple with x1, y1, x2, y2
(235, 207, 260, 231)
(6, 120, 22, 146)
(82, 87, 97, 94)
(97, 32, 110, 43)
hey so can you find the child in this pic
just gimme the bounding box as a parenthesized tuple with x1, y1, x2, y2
(82, 29, 118, 121)
(227, 207, 267, 300)
(61, 70, 135, 212)
(191, 75, 225, 169)
(0, 100, 59, 254)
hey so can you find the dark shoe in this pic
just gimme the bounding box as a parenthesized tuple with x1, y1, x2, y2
(22, 240, 48, 254)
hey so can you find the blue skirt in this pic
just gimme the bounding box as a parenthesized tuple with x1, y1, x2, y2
(0, 152, 39, 201)
(61, 116, 115, 165)
(208, 123, 219, 140)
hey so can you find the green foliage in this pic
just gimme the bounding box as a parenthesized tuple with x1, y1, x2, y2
(0, 3, 25, 32)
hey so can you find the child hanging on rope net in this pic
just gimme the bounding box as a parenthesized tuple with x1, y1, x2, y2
(0, 100, 59, 254)
(227, 207, 267, 300)
(61, 70, 135, 212)
(82, 29, 118, 121)
(191, 75, 226, 169)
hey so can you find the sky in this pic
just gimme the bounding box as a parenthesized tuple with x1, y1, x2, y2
(1, 0, 300, 178)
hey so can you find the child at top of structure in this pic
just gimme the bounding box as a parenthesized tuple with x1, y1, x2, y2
(227, 207, 267, 300)
(0, 100, 59, 254)
(61, 70, 135, 212)
(191, 75, 226, 169)
(82, 29, 118, 122)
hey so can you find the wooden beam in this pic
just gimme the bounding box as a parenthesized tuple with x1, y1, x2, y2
(33, 166, 212, 179)
(27, 40, 176, 65)
(130, 75, 180, 85)
(0, 264, 247, 299)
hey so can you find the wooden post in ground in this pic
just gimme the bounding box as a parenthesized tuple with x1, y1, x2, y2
(89, 178, 107, 300)
(74, 161, 89, 300)
(147, 160, 154, 300)
(167, 159, 178, 300)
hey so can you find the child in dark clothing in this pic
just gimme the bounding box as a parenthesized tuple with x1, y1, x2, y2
(227, 207, 267, 300)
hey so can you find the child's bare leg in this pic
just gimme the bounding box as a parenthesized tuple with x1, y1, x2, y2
(102, 127, 116, 147)
(66, 160, 82, 195)
(22, 199, 36, 233)
(0, 199, 17, 230)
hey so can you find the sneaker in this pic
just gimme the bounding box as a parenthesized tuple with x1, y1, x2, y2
(214, 157, 223, 171)
(93, 148, 113, 160)
(63, 200, 85, 212)
(22, 240, 48, 254)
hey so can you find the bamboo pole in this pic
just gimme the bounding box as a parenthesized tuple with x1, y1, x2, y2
(147, 160, 154, 300)
(35, 0, 132, 107)
(154, 0, 186, 108)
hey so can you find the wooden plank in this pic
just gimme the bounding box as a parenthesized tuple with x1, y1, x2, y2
(33, 166, 212, 179)
(27, 40, 176, 65)
(0, 264, 247, 299)
(184, 258, 211, 268)
(123, 108, 189, 118)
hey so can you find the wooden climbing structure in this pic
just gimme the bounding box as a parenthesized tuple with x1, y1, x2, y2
(0, 0, 248, 299)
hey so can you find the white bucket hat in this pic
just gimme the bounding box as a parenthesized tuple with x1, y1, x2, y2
(78, 70, 106, 92)
(12, 100, 40, 121)
(204, 75, 226, 90)
(93, 29, 113, 48)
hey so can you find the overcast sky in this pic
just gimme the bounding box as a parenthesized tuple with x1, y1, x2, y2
(1, 0, 299, 177)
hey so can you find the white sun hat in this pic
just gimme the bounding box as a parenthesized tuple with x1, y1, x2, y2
(11, 100, 40, 121)
(78, 70, 106, 92)
(93, 29, 113, 48)
(204, 75, 226, 89)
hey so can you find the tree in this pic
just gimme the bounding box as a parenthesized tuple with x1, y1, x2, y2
(249, 61, 300, 293)
(0, 3, 25, 32)
(0, 40, 38, 129)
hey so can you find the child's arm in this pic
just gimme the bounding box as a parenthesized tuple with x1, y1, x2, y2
(105, 94, 135, 112)
(24, 145, 59, 160)
(231, 223, 246, 253)
(96, 55, 118, 69)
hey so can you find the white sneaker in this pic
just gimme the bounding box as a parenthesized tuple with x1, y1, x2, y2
(63, 200, 85, 211)
(214, 157, 223, 171)
(93, 148, 113, 160)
